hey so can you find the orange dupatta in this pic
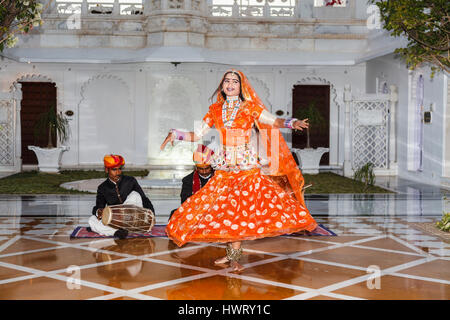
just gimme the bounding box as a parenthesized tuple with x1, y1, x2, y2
(216, 70, 306, 203)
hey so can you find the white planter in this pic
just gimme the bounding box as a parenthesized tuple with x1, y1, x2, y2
(27, 146, 69, 173)
(292, 147, 329, 174)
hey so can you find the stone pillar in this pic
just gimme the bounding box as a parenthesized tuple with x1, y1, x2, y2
(204, 0, 213, 15)
(343, 84, 353, 177)
(232, 0, 239, 17)
(294, 0, 301, 18)
(113, 0, 120, 16)
(143, 0, 152, 15)
(13, 83, 22, 172)
(263, 0, 270, 17)
(162, 0, 169, 10)
(185, 0, 192, 10)
(299, 0, 313, 19)
(389, 85, 398, 172)
(81, 0, 88, 16)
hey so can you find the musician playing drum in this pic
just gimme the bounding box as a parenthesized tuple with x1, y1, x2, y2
(88, 154, 156, 239)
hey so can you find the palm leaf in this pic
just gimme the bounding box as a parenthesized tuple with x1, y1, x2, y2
(34, 105, 70, 148)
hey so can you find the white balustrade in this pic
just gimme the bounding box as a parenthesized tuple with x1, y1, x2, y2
(120, 3, 144, 15)
(209, 0, 297, 18)
(54, 0, 143, 15)
(51, 0, 298, 17)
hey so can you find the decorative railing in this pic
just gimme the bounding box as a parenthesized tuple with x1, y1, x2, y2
(53, 1, 144, 15)
(210, 1, 297, 18)
(46, 0, 357, 18)
(49, 0, 299, 17)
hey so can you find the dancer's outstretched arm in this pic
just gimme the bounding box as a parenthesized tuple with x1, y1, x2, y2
(258, 109, 309, 131)
(160, 130, 202, 150)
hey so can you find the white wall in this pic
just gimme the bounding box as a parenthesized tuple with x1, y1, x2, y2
(0, 58, 366, 168)
(366, 53, 447, 186)
(444, 76, 450, 178)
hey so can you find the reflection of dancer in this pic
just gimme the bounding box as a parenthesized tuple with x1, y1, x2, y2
(161, 70, 317, 271)
(89, 155, 155, 239)
(170, 144, 215, 219)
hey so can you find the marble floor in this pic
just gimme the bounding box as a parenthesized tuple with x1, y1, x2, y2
(0, 176, 449, 300)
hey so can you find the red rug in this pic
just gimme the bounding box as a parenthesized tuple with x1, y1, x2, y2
(70, 224, 335, 239)
(70, 225, 167, 238)
(286, 224, 336, 236)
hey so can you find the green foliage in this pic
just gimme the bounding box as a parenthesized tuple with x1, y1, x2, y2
(0, 171, 392, 195)
(34, 105, 70, 148)
(369, 0, 449, 76)
(436, 212, 450, 232)
(303, 172, 390, 194)
(353, 162, 376, 192)
(0, 0, 43, 52)
(293, 100, 326, 148)
(0, 170, 150, 194)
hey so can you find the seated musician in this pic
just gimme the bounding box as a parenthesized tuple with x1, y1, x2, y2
(88, 154, 155, 239)
(169, 144, 215, 220)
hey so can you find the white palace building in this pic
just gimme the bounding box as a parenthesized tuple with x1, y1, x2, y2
(0, 0, 449, 189)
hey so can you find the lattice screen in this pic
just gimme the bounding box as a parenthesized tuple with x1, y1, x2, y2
(352, 99, 389, 170)
(0, 100, 14, 166)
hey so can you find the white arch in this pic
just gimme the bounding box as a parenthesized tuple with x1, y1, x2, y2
(78, 73, 134, 164)
(148, 75, 203, 165)
(9, 74, 56, 92)
(248, 75, 272, 110)
(80, 73, 132, 106)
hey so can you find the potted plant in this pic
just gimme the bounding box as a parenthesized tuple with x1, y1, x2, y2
(291, 100, 329, 174)
(28, 105, 70, 173)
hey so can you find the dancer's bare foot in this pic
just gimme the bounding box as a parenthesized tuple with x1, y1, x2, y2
(214, 256, 229, 265)
(230, 260, 244, 272)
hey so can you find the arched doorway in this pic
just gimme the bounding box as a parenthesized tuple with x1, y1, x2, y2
(19, 82, 57, 165)
(292, 84, 330, 165)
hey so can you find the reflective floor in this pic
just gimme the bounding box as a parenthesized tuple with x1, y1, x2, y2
(0, 176, 449, 300)
(0, 215, 449, 300)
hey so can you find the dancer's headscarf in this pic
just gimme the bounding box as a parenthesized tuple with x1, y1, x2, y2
(216, 69, 306, 202)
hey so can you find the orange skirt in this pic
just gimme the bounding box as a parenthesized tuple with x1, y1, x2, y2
(166, 168, 318, 247)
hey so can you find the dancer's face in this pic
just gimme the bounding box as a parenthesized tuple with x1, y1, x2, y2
(222, 73, 241, 98)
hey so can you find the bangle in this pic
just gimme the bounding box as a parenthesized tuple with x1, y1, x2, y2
(170, 129, 188, 141)
(284, 118, 298, 129)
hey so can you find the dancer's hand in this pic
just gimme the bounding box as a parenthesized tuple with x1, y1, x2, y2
(293, 118, 309, 131)
(160, 131, 175, 150)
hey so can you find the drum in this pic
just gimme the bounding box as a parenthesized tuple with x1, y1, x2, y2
(102, 204, 155, 234)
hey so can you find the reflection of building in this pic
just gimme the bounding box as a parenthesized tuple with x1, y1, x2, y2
(0, 0, 449, 189)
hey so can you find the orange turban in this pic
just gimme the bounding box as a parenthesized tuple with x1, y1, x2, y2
(103, 155, 125, 169)
(193, 144, 214, 168)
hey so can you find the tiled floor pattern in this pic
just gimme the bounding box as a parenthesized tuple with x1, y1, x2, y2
(0, 216, 448, 300)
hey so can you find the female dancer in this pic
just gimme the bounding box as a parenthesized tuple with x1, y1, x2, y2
(160, 69, 317, 271)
